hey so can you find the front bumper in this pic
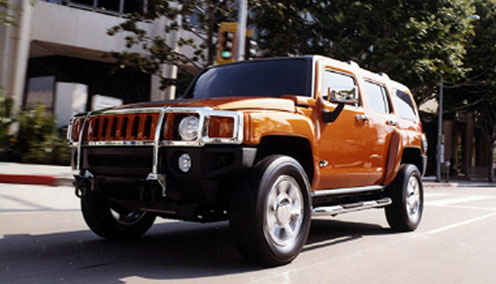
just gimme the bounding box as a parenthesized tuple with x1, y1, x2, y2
(421, 154, 428, 177)
(72, 145, 257, 203)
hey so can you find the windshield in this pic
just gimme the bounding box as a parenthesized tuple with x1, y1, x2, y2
(183, 58, 311, 99)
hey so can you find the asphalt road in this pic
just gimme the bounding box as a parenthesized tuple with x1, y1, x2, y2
(1, 183, 496, 284)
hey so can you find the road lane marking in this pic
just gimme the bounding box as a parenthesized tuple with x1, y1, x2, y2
(424, 193, 452, 198)
(425, 195, 494, 206)
(426, 204, 496, 212)
(425, 212, 496, 235)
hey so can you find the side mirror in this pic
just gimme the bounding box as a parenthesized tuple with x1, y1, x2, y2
(328, 88, 358, 105)
(322, 103, 344, 123)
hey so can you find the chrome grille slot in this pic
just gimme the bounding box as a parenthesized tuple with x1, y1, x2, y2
(110, 117, 118, 138)
(81, 111, 162, 144)
(121, 116, 128, 139)
(131, 116, 140, 138)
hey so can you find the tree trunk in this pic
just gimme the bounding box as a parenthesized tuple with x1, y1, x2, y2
(490, 141, 495, 182)
(206, 0, 215, 66)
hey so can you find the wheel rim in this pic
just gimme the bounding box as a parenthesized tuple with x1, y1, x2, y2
(110, 208, 146, 225)
(406, 176, 421, 223)
(265, 175, 304, 249)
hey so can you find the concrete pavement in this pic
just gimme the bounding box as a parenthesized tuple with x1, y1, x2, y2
(2, 183, 496, 283)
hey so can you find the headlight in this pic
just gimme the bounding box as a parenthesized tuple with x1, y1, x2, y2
(178, 153, 192, 173)
(178, 115, 199, 141)
(68, 116, 84, 144)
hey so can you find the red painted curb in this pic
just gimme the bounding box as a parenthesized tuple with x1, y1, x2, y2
(0, 173, 56, 186)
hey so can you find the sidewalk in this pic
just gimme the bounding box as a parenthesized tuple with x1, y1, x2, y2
(0, 162, 73, 186)
(423, 176, 496, 188)
(0, 162, 495, 188)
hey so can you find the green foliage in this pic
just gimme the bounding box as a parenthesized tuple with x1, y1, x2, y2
(107, 0, 237, 89)
(251, 0, 475, 103)
(0, 94, 70, 165)
(446, 0, 496, 143)
(0, 0, 16, 26)
(0, 88, 15, 157)
(12, 103, 70, 165)
(20, 130, 71, 165)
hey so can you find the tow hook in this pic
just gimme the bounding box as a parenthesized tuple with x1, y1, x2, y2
(74, 178, 91, 198)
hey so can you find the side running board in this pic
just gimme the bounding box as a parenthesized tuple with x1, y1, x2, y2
(312, 198, 392, 217)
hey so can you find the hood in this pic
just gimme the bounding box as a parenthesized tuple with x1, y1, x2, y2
(107, 97, 296, 113)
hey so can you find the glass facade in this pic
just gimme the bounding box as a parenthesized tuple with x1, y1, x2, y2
(43, 0, 147, 16)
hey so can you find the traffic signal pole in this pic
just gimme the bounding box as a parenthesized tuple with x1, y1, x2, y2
(236, 0, 248, 61)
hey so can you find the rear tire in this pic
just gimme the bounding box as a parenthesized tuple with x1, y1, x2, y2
(385, 164, 423, 232)
(230, 155, 312, 266)
(81, 191, 156, 240)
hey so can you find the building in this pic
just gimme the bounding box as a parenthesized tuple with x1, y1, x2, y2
(420, 105, 496, 181)
(0, 0, 190, 127)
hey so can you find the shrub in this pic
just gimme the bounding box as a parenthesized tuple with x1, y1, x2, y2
(0, 88, 14, 159)
(13, 103, 70, 165)
(0, 89, 70, 165)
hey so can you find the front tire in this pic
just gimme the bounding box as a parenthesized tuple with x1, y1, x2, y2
(230, 155, 312, 266)
(385, 164, 424, 232)
(81, 191, 156, 240)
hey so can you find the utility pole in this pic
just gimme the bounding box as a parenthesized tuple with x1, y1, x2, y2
(436, 74, 444, 182)
(235, 0, 248, 62)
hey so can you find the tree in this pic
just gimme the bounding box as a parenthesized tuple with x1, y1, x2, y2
(107, 0, 237, 90)
(252, 0, 476, 103)
(0, 0, 16, 26)
(445, 0, 496, 181)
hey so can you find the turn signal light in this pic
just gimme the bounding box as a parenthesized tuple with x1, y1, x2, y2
(208, 116, 234, 138)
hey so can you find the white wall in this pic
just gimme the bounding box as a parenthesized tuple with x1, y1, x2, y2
(54, 82, 88, 128)
(30, 1, 154, 55)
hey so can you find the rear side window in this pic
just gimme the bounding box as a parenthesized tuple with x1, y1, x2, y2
(364, 81, 391, 114)
(394, 89, 417, 120)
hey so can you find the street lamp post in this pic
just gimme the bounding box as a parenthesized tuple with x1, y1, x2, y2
(236, 0, 248, 61)
(436, 74, 444, 182)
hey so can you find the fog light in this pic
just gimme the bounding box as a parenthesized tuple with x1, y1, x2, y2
(178, 153, 192, 173)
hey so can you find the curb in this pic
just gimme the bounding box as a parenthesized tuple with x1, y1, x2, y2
(424, 182, 496, 188)
(0, 173, 73, 187)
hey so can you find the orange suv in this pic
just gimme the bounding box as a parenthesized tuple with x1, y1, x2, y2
(68, 55, 427, 266)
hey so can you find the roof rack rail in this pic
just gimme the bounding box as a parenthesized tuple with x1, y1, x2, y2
(378, 72, 390, 79)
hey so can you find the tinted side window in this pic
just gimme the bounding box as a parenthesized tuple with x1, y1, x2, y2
(394, 89, 417, 120)
(365, 81, 390, 114)
(321, 71, 359, 105)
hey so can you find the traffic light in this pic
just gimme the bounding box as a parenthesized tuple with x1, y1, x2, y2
(216, 22, 256, 65)
(216, 22, 238, 65)
(245, 39, 258, 60)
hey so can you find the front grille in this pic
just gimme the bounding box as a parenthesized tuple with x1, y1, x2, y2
(83, 113, 160, 142)
(87, 154, 152, 168)
(82, 147, 154, 177)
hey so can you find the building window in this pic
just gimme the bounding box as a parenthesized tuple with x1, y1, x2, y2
(44, 1, 147, 16)
(98, 0, 120, 13)
(124, 0, 146, 14)
(25, 76, 55, 112)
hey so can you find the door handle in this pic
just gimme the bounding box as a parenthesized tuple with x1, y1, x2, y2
(355, 114, 369, 122)
(386, 120, 398, 126)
